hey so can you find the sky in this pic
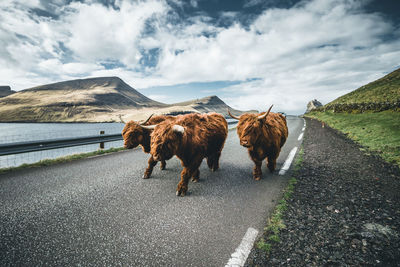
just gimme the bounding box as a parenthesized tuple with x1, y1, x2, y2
(0, 0, 399, 114)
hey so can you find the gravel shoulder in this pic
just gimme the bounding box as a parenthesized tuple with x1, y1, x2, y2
(246, 117, 400, 266)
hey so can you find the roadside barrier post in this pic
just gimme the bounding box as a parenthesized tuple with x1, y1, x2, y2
(100, 131, 105, 149)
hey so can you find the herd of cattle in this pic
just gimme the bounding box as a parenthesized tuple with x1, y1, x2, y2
(122, 106, 288, 197)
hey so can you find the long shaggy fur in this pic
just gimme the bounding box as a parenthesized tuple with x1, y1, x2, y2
(236, 111, 288, 180)
(150, 112, 228, 196)
(122, 115, 174, 178)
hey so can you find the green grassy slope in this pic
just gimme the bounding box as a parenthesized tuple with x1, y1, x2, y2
(328, 68, 400, 105)
(306, 68, 400, 167)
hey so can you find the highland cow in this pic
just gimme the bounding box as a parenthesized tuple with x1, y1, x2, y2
(141, 113, 228, 196)
(122, 114, 175, 178)
(229, 105, 288, 180)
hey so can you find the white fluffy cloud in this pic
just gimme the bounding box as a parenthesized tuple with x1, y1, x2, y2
(147, 0, 400, 113)
(63, 1, 166, 67)
(0, 0, 399, 114)
(0, 0, 168, 88)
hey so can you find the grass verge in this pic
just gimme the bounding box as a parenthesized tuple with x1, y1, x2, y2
(305, 110, 400, 167)
(256, 147, 304, 254)
(0, 147, 126, 174)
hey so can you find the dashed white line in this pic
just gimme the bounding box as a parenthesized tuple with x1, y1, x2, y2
(302, 127, 305, 132)
(298, 133, 304, 141)
(279, 147, 298, 175)
(225, 227, 259, 267)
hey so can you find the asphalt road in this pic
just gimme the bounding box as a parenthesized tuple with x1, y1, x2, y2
(0, 116, 304, 266)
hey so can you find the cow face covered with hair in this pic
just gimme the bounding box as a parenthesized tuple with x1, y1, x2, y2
(122, 114, 174, 179)
(229, 105, 288, 180)
(144, 113, 228, 197)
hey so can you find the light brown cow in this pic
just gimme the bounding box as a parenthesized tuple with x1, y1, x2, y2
(229, 105, 288, 180)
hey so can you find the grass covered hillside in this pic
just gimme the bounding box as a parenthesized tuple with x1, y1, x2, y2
(307, 68, 400, 167)
(322, 68, 400, 113)
(330, 68, 400, 105)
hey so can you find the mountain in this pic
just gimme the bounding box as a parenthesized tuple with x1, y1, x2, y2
(0, 77, 250, 122)
(324, 68, 400, 112)
(16, 76, 165, 107)
(171, 95, 253, 117)
(0, 86, 15, 98)
(0, 77, 166, 122)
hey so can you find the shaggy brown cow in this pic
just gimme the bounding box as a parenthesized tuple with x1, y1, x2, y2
(122, 114, 175, 178)
(141, 113, 228, 196)
(229, 105, 288, 180)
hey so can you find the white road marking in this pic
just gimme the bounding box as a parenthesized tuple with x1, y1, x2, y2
(298, 133, 304, 141)
(225, 227, 259, 267)
(302, 127, 305, 131)
(279, 147, 298, 175)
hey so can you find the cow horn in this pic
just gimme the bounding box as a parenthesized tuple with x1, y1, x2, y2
(258, 105, 273, 120)
(172, 125, 185, 134)
(140, 114, 154, 126)
(139, 124, 157, 130)
(227, 109, 240, 120)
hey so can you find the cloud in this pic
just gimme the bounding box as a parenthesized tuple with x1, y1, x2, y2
(145, 0, 400, 113)
(190, 0, 198, 8)
(0, 0, 399, 114)
(0, 0, 168, 88)
(62, 1, 167, 67)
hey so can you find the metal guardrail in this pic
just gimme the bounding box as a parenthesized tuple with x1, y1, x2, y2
(0, 134, 123, 156)
(0, 120, 238, 157)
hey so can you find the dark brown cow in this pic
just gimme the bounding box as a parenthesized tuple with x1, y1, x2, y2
(229, 105, 288, 180)
(141, 113, 228, 196)
(122, 114, 175, 178)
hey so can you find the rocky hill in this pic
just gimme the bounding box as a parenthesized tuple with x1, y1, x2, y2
(0, 77, 249, 122)
(0, 86, 15, 98)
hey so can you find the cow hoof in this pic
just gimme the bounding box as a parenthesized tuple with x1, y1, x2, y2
(192, 178, 199, 182)
(161, 166, 166, 170)
(142, 174, 150, 179)
(254, 176, 261, 181)
(176, 190, 186, 197)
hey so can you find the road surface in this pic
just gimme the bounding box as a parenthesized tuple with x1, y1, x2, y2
(0, 116, 304, 266)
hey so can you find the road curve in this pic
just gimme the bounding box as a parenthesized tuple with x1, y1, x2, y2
(0, 116, 304, 266)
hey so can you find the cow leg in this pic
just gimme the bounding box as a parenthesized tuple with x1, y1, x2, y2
(212, 152, 222, 171)
(267, 158, 276, 173)
(253, 160, 262, 180)
(191, 168, 200, 182)
(267, 151, 280, 173)
(143, 155, 158, 179)
(206, 152, 221, 172)
(177, 158, 202, 197)
(206, 156, 214, 170)
(176, 168, 191, 197)
(160, 160, 166, 170)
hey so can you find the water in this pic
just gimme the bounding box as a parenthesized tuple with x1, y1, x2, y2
(0, 120, 238, 169)
(0, 123, 125, 168)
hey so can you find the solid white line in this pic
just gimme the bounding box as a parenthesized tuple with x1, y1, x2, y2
(279, 147, 298, 175)
(225, 227, 259, 267)
(298, 133, 304, 141)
